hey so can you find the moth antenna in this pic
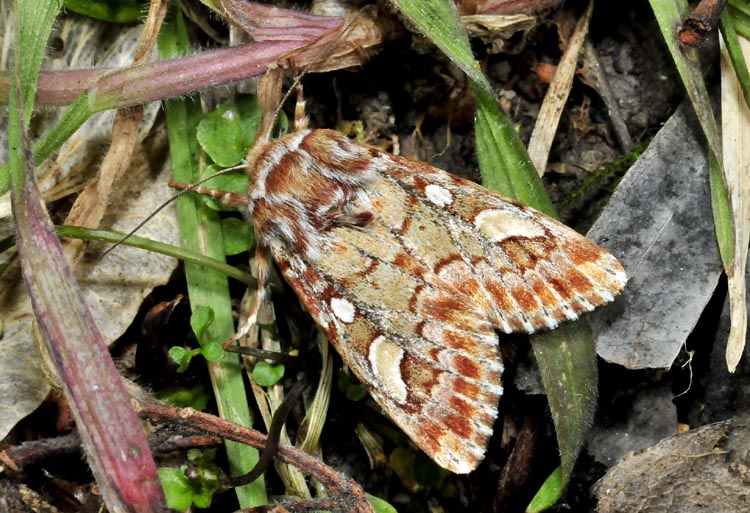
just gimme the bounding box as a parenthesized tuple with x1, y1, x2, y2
(227, 378, 307, 487)
(267, 6, 374, 134)
(99, 163, 246, 260)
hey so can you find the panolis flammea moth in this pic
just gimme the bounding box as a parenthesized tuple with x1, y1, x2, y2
(186, 75, 627, 474)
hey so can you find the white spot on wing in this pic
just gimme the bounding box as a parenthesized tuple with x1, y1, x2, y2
(331, 297, 355, 323)
(474, 209, 546, 242)
(369, 336, 407, 403)
(425, 184, 453, 207)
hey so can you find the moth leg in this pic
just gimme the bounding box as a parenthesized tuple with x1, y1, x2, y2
(168, 180, 248, 208)
(223, 244, 272, 348)
(293, 82, 309, 132)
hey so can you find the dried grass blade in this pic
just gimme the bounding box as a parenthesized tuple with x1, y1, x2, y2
(721, 36, 750, 371)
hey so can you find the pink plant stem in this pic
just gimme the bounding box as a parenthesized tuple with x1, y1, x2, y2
(0, 40, 311, 108)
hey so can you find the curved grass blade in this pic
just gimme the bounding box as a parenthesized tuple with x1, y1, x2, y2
(158, 6, 267, 508)
(54, 225, 255, 286)
(8, 1, 165, 511)
(721, 10, 750, 111)
(648, 0, 735, 266)
(719, 35, 750, 371)
(391, 0, 598, 488)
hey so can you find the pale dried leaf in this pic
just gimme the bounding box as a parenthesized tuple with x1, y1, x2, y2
(0, 12, 176, 441)
(76, 134, 178, 339)
(460, 14, 537, 53)
(528, 0, 593, 175)
(0, 134, 177, 440)
(0, 18, 159, 217)
(0, 286, 53, 435)
(63, 2, 167, 268)
(593, 419, 750, 513)
(722, 36, 750, 372)
(588, 102, 724, 369)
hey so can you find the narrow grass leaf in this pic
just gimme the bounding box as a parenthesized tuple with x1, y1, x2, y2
(9, 1, 165, 511)
(158, 5, 267, 507)
(721, 10, 750, 112)
(55, 225, 255, 286)
(473, 85, 555, 215)
(648, 0, 722, 159)
(720, 35, 750, 371)
(526, 467, 563, 513)
(649, 0, 735, 274)
(728, 0, 750, 39)
(391, 0, 596, 487)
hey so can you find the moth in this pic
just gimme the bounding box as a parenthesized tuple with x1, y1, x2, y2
(193, 82, 627, 474)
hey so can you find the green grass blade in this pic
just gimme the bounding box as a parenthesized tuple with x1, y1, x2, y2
(392, 0, 492, 95)
(649, 0, 734, 269)
(526, 467, 563, 513)
(8, 1, 165, 511)
(648, 0, 722, 159)
(473, 84, 555, 215)
(721, 10, 750, 113)
(158, 6, 267, 508)
(728, 1, 750, 39)
(54, 225, 255, 286)
(391, 0, 597, 488)
(531, 324, 598, 482)
(709, 151, 734, 270)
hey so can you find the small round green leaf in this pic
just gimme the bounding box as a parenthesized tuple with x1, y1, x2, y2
(63, 0, 143, 23)
(190, 306, 214, 344)
(158, 467, 193, 511)
(222, 217, 254, 255)
(196, 95, 262, 167)
(200, 342, 225, 362)
(252, 361, 285, 386)
(168, 346, 192, 373)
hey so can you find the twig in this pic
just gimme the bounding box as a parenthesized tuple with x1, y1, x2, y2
(0, 433, 82, 471)
(582, 39, 633, 153)
(135, 400, 375, 513)
(679, 0, 729, 47)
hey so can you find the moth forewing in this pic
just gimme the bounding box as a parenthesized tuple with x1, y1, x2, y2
(375, 153, 627, 332)
(243, 127, 625, 474)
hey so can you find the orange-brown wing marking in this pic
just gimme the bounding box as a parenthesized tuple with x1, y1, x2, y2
(372, 153, 627, 334)
(271, 221, 503, 474)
